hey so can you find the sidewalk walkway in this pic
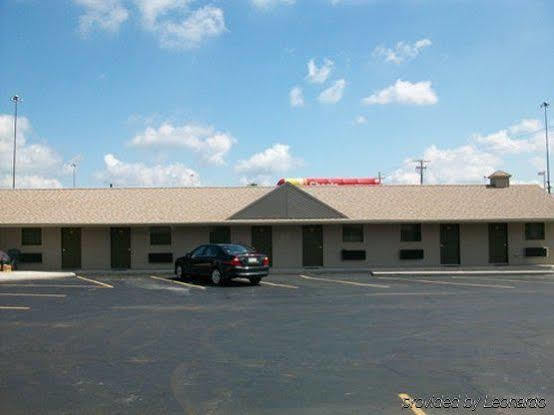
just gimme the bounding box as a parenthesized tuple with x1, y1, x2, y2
(5, 266, 553, 278)
(0, 271, 76, 282)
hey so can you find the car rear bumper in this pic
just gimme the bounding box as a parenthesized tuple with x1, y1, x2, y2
(227, 266, 269, 278)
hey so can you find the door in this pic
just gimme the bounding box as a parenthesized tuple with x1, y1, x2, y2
(61, 228, 81, 269)
(111, 227, 131, 269)
(440, 224, 460, 265)
(189, 245, 207, 275)
(200, 245, 219, 276)
(303, 225, 323, 267)
(251, 226, 272, 265)
(489, 223, 508, 264)
(210, 227, 230, 244)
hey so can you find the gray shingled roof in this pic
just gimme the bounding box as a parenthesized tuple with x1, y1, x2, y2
(0, 184, 552, 225)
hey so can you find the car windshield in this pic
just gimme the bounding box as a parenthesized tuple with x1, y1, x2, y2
(220, 244, 254, 255)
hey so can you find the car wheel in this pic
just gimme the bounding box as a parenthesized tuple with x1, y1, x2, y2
(249, 277, 261, 285)
(176, 265, 184, 280)
(211, 268, 226, 286)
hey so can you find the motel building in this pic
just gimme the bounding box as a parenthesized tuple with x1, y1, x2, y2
(0, 171, 553, 271)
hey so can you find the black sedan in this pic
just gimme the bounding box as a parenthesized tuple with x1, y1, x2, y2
(174, 244, 270, 286)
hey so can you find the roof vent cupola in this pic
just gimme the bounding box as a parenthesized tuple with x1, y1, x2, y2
(488, 170, 511, 188)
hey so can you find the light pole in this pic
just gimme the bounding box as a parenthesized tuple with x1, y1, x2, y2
(11, 95, 22, 189)
(540, 101, 551, 194)
(538, 171, 546, 191)
(71, 163, 77, 188)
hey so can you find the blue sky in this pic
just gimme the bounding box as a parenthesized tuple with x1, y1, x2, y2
(0, 0, 552, 188)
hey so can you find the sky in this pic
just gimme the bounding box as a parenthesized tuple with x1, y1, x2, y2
(0, 0, 553, 188)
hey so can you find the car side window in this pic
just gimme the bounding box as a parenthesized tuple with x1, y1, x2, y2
(204, 246, 220, 258)
(191, 246, 206, 259)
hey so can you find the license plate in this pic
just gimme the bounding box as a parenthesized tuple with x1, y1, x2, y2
(248, 258, 258, 264)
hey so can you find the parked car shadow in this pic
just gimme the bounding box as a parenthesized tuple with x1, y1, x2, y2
(169, 276, 258, 288)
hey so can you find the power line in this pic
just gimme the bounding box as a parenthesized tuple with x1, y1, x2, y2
(414, 159, 430, 185)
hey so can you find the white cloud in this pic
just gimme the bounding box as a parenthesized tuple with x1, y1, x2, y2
(236, 143, 302, 174)
(0, 114, 66, 188)
(355, 115, 367, 124)
(289, 86, 304, 107)
(0, 175, 63, 189)
(238, 175, 275, 186)
(306, 58, 334, 84)
(155, 5, 226, 49)
(73, 0, 129, 35)
(389, 145, 500, 185)
(128, 122, 235, 165)
(362, 79, 438, 106)
(250, 0, 295, 9)
(96, 153, 200, 187)
(133, 0, 190, 28)
(318, 79, 346, 104)
(373, 38, 432, 64)
(387, 118, 546, 184)
(473, 118, 543, 154)
(530, 156, 546, 171)
(74, 0, 225, 49)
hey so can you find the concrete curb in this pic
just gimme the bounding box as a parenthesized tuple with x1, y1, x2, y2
(370, 270, 554, 276)
(0, 271, 76, 282)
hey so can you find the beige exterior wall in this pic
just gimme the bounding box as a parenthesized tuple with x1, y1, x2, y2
(272, 226, 302, 268)
(323, 224, 440, 268)
(459, 223, 489, 266)
(0, 227, 61, 270)
(508, 222, 553, 265)
(82, 227, 110, 269)
(0, 222, 552, 270)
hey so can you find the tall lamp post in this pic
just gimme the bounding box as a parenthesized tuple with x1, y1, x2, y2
(540, 101, 551, 194)
(538, 171, 546, 191)
(71, 163, 77, 188)
(11, 95, 22, 189)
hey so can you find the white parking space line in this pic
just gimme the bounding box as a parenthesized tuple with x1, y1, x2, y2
(76, 275, 113, 289)
(0, 293, 67, 298)
(0, 284, 98, 288)
(299, 274, 390, 289)
(366, 291, 464, 297)
(398, 393, 427, 415)
(261, 281, 299, 289)
(0, 306, 30, 311)
(377, 276, 514, 289)
(234, 278, 299, 289)
(150, 275, 206, 290)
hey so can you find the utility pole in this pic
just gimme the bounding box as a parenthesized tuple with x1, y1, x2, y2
(540, 101, 551, 194)
(71, 163, 77, 188)
(414, 159, 430, 185)
(378, 171, 383, 184)
(538, 171, 546, 191)
(11, 95, 22, 189)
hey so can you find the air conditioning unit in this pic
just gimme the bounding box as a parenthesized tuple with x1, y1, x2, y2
(399, 249, 424, 260)
(524, 247, 547, 257)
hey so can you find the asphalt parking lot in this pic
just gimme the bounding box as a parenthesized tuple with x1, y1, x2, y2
(1, 271, 554, 414)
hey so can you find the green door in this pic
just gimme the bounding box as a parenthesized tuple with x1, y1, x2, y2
(303, 225, 323, 267)
(489, 223, 508, 264)
(111, 227, 131, 269)
(251, 226, 272, 265)
(440, 224, 460, 265)
(61, 228, 81, 269)
(210, 226, 231, 244)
